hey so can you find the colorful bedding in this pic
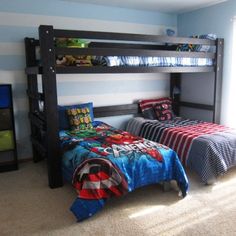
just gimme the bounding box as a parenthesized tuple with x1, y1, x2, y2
(60, 121, 188, 221)
(56, 55, 213, 67)
(91, 56, 213, 67)
(127, 117, 236, 183)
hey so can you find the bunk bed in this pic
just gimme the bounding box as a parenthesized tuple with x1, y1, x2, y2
(25, 25, 224, 220)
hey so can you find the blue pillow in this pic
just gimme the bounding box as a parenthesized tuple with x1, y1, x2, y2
(58, 102, 94, 130)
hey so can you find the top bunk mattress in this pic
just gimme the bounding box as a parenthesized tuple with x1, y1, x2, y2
(91, 56, 214, 67)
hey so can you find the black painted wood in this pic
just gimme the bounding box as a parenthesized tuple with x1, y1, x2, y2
(39, 25, 63, 188)
(31, 136, 47, 157)
(54, 29, 215, 45)
(25, 66, 41, 75)
(24, 38, 43, 163)
(213, 39, 224, 123)
(55, 47, 215, 58)
(170, 73, 181, 116)
(29, 112, 45, 130)
(27, 91, 44, 101)
(89, 42, 177, 50)
(94, 104, 140, 118)
(26, 66, 215, 74)
(180, 101, 214, 110)
(55, 66, 215, 74)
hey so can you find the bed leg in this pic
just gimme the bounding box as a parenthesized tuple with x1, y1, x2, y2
(162, 181, 172, 192)
(205, 178, 216, 185)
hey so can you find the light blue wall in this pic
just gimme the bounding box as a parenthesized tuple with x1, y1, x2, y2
(178, 0, 236, 126)
(0, 0, 177, 159)
(0, 0, 177, 26)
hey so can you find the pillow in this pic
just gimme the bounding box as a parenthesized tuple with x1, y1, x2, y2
(139, 97, 171, 120)
(67, 107, 93, 131)
(58, 102, 94, 130)
(153, 99, 173, 121)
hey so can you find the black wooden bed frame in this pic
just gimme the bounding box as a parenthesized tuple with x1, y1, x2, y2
(24, 25, 224, 188)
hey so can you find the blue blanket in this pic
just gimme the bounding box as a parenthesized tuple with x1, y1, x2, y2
(60, 121, 188, 221)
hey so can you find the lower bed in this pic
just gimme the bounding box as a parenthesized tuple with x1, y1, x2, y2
(60, 121, 188, 221)
(127, 117, 236, 184)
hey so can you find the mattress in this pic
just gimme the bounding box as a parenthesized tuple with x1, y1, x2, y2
(56, 55, 214, 67)
(92, 56, 214, 67)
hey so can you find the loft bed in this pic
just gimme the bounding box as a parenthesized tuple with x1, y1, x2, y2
(25, 25, 224, 189)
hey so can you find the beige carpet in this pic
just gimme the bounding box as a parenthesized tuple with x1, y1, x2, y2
(0, 161, 236, 236)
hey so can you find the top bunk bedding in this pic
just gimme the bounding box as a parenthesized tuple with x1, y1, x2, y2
(90, 56, 214, 67)
(25, 26, 223, 76)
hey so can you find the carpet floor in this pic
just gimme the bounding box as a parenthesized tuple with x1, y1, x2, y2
(0, 161, 236, 236)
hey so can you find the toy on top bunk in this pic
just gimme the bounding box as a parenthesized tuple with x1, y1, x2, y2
(176, 34, 217, 52)
(55, 38, 92, 67)
(56, 38, 89, 48)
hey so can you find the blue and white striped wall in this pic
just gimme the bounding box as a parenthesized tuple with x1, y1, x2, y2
(0, 0, 177, 159)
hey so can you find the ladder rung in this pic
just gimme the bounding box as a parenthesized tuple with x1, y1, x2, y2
(31, 137, 46, 156)
(27, 90, 44, 100)
(29, 112, 45, 129)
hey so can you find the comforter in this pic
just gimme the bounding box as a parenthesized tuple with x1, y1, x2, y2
(60, 121, 188, 221)
(127, 117, 236, 183)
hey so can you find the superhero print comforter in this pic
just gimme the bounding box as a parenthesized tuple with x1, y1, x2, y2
(60, 121, 188, 221)
(127, 117, 236, 183)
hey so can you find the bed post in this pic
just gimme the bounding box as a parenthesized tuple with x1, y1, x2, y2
(213, 38, 224, 124)
(39, 25, 63, 188)
(170, 73, 181, 116)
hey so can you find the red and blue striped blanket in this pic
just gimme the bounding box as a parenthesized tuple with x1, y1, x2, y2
(127, 117, 236, 183)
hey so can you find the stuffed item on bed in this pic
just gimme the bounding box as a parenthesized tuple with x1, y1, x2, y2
(55, 38, 92, 66)
(60, 121, 188, 221)
(67, 107, 93, 130)
(55, 38, 89, 48)
(58, 102, 94, 130)
(56, 55, 92, 67)
(153, 99, 174, 121)
(139, 97, 174, 120)
(176, 34, 217, 52)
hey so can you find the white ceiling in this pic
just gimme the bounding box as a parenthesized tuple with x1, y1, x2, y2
(63, 0, 228, 13)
